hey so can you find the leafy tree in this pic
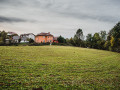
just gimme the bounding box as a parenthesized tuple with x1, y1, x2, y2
(99, 31, 107, 40)
(111, 22, 120, 47)
(106, 22, 120, 52)
(18, 38, 21, 43)
(0, 30, 8, 45)
(73, 29, 85, 47)
(76, 28, 84, 40)
(92, 33, 101, 49)
(69, 37, 75, 46)
(0, 37, 4, 45)
(66, 38, 72, 45)
(57, 35, 66, 43)
(73, 35, 80, 46)
(86, 34, 93, 48)
(28, 38, 34, 43)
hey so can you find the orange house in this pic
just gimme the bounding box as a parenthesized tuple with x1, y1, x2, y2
(35, 32, 53, 43)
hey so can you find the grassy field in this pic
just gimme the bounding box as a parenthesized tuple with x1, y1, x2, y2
(0, 46, 120, 90)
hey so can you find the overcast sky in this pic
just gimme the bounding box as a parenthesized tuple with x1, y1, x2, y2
(0, 0, 120, 38)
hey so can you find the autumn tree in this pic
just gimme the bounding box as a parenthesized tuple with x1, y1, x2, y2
(105, 22, 120, 52)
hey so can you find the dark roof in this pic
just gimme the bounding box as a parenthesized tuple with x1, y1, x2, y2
(7, 32, 17, 35)
(36, 32, 53, 36)
(20, 33, 35, 36)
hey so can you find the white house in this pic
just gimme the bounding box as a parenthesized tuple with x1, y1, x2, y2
(20, 33, 35, 43)
(6, 32, 19, 44)
(12, 36, 20, 43)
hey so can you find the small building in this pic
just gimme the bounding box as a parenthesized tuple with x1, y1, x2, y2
(20, 33, 35, 43)
(35, 32, 53, 43)
(6, 32, 19, 43)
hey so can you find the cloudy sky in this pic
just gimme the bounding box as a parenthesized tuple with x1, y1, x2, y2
(0, 0, 120, 38)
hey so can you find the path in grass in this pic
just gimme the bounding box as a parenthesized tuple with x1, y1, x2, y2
(0, 46, 120, 90)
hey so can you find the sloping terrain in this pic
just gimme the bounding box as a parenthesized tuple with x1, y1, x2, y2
(0, 46, 120, 89)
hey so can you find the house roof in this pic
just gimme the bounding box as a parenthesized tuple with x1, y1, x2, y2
(36, 32, 53, 36)
(20, 33, 35, 36)
(7, 32, 17, 35)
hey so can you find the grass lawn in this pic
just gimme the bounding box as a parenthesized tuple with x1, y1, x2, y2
(0, 46, 120, 90)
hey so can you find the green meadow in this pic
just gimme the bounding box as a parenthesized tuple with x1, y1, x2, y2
(0, 46, 120, 90)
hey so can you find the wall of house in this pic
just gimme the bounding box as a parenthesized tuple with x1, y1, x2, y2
(28, 34, 35, 40)
(35, 36, 53, 43)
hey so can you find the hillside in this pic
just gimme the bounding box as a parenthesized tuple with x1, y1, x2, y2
(0, 46, 120, 89)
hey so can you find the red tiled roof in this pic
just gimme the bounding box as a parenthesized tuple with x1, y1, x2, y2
(36, 32, 53, 36)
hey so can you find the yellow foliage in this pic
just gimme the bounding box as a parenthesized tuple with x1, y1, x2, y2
(110, 37, 114, 47)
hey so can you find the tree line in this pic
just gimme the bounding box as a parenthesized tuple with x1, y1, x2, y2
(0, 22, 120, 52)
(57, 22, 120, 52)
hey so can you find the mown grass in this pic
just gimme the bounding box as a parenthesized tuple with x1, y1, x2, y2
(0, 46, 120, 90)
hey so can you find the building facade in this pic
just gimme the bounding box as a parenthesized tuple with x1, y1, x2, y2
(20, 33, 35, 43)
(12, 36, 20, 43)
(35, 32, 53, 43)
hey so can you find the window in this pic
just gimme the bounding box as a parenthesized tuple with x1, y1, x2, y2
(48, 36, 49, 38)
(43, 36, 45, 38)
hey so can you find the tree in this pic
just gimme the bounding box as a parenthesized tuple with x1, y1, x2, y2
(99, 31, 107, 40)
(28, 38, 34, 43)
(106, 22, 120, 52)
(111, 22, 120, 47)
(18, 38, 21, 43)
(66, 38, 71, 45)
(76, 28, 84, 40)
(0, 30, 8, 45)
(92, 33, 101, 49)
(57, 35, 66, 43)
(86, 34, 93, 48)
(73, 29, 85, 47)
(0, 37, 4, 45)
(69, 37, 75, 46)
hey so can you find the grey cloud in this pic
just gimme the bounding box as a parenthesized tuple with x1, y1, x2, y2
(0, 0, 23, 6)
(0, 0, 120, 38)
(0, 0, 8, 2)
(32, 0, 120, 23)
(0, 0, 119, 23)
(0, 16, 27, 23)
(58, 12, 119, 23)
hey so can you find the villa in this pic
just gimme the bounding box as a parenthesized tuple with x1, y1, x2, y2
(35, 32, 54, 43)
